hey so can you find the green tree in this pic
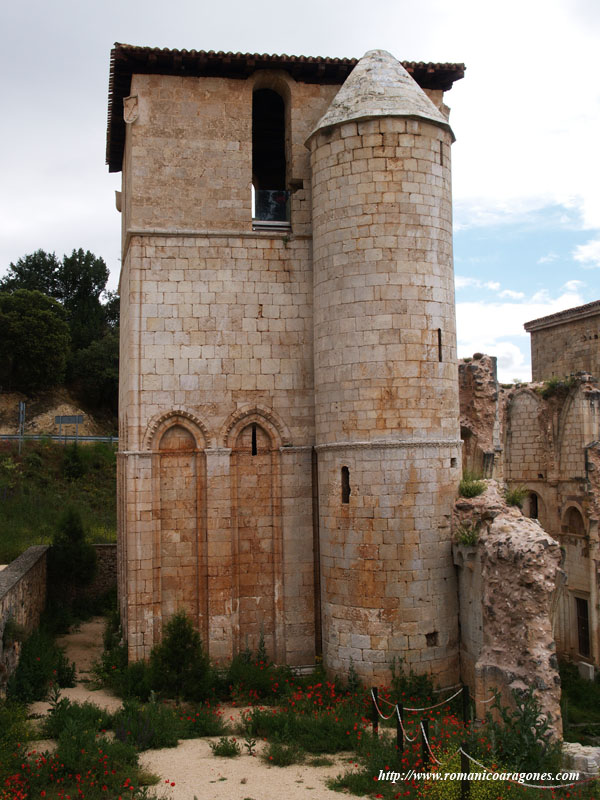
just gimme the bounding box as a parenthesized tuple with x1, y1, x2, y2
(0, 249, 61, 295)
(0, 290, 70, 392)
(71, 329, 119, 412)
(1, 248, 118, 350)
(58, 249, 110, 350)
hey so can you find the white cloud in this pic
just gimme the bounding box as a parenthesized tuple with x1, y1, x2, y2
(573, 238, 600, 268)
(563, 279, 585, 291)
(456, 276, 521, 299)
(456, 289, 586, 383)
(537, 252, 559, 265)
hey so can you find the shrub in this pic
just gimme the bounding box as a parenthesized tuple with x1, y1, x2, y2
(263, 740, 305, 766)
(113, 699, 182, 750)
(537, 375, 576, 399)
(390, 656, 435, 707)
(43, 696, 112, 739)
(482, 688, 561, 772)
(149, 611, 212, 701)
(455, 522, 479, 546)
(7, 628, 75, 702)
(47, 506, 97, 592)
(505, 485, 529, 508)
(178, 703, 228, 738)
(424, 751, 514, 799)
(210, 736, 241, 757)
(0, 701, 31, 781)
(459, 471, 486, 498)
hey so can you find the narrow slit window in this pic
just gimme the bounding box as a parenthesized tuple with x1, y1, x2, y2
(437, 328, 443, 362)
(251, 423, 257, 456)
(439, 140, 444, 166)
(576, 597, 590, 658)
(341, 466, 351, 504)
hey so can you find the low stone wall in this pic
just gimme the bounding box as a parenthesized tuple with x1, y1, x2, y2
(0, 542, 117, 691)
(0, 545, 48, 691)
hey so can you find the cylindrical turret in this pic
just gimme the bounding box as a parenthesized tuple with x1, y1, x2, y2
(308, 50, 462, 684)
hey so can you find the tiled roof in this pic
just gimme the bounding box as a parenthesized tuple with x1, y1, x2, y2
(106, 43, 465, 172)
(524, 300, 600, 331)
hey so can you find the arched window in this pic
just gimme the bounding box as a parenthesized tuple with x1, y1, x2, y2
(564, 506, 585, 535)
(252, 88, 289, 226)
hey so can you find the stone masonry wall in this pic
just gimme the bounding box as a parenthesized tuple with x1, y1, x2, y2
(0, 546, 47, 691)
(309, 114, 461, 683)
(528, 312, 600, 383)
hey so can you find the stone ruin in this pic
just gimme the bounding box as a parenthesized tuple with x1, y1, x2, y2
(106, 44, 580, 734)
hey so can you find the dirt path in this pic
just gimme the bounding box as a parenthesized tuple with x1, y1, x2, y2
(29, 618, 357, 800)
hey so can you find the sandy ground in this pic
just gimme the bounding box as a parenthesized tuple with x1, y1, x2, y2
(28, 618, 358, 800)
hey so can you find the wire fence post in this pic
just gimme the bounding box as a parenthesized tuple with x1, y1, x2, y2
(462, 684, 470, 726)
(396, 703, 404, 758)
(371, 687, 379, 738)
(460, 744, 470, 799)
(421, 718, 429, 773)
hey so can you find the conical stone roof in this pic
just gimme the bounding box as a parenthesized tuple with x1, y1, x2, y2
(307, 49, 454, 142)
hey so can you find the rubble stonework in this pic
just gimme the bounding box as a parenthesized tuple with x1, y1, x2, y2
(453, 482, 563, 735)
(459, 355, 600, 670)
(458, 354, 501, 478)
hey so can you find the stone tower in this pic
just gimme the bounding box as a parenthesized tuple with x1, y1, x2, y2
(308, 51, 461, 683)
(106, 45, 464, 682)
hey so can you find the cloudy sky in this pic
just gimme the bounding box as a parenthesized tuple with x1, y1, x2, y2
(1, 0, 599, 382)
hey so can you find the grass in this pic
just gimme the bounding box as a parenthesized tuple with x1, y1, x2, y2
(454, 522, 479, 545)
(209, 736, 242, 757)
(0, 440, 116, 563)
(505, 484, 529, 508)
(459, 470, 486, 498)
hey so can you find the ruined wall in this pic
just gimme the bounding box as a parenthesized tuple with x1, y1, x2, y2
(458, 354, 501, 477)
(526, 303, 600, 382)
(459, 356, 600, 670)
(454, 483, 562, 734)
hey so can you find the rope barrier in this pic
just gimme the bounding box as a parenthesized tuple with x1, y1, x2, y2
(404, 686, 464, 712)
(370, 688, 398, 721)
(395, 705, 418, 743)
(458, 747, 599, 790)
(420, 720, 444, 766)
(479, 694, 497, 704)
(433, 682, 462, 694)
(378, 695, 396, 707)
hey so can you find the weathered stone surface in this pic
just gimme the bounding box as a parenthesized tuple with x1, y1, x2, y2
(308, 50, 453, 142)
(525, 300, 600, 382)
(459, 353, 600, 671)
(0, 546, 47, 692)
(454, 482, 563, 735)
(458, 354, 501, 478)
(562, 742, 600, 776)
(114, 45, 461, 683)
